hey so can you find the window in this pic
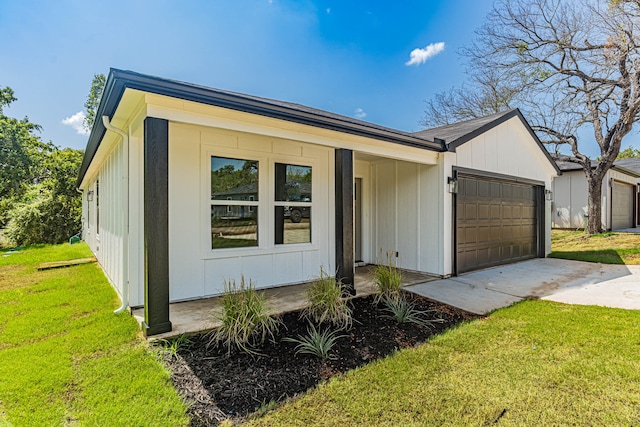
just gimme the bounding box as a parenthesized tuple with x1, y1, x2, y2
(274, 163, 312, 244)
(210, 157, 259, 249)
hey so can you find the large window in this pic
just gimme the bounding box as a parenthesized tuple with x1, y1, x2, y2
(274, 163, 312, 245)
(210, 157, 259, 249)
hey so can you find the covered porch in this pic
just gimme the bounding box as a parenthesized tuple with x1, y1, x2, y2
(133, 266, 438, 341)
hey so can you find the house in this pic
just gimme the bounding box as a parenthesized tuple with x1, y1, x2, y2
(76, 69, 560, 336)
(552, 158, 640, 230)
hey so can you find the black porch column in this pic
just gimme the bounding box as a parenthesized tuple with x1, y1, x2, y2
(335, 149, 355, 295)
(142, 117, 172, 336)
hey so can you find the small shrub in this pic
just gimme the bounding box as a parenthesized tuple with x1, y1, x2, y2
(209, 277, 280, 355)
(382, 294, 445, 329)
(374, 250, 403, 303)
(5, 186, 81, 246)
(156, 334, 191, 360)
(304, 269, 352, 329)
(283, 323, 345, 360)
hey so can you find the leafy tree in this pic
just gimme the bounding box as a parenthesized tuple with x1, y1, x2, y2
(5, 149, 83, 246)
(0, 85, 83, 246)
(424, 0, 640, 234)
(0, 87, 17, 114)
(617, 146, 640, 159)
(0, 86, 54, 203)
(83, 74, 106, 132)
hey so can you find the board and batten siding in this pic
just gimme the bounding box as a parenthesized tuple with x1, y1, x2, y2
(552, 169, 638, 230)
(552, 171, 589, 229)
(82, 139, 127, 300)
(354, 158, 444, 276)
(450, 116, 557, 257)
(167, 122, 335, 302)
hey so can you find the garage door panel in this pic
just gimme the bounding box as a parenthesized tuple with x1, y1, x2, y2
(478, 180, 490, 197)
(502, 205, 512, 219)
(513, 205, 522, 219)
(456, 174, 539, 274)
(478, 204, 490, 219)
(465, 227, 477, 243)
(478, 226, 490, 242)
(490, 182, 501, 198)
(465, 204, 477, 220)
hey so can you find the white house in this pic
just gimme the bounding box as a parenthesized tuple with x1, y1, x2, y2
(77, 69, 560, 336)
(552, 159, 640, 230)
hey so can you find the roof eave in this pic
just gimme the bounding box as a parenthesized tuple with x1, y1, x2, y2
(77, 69, 442, 187)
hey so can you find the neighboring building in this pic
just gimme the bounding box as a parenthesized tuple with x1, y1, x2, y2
(77, 69, 559, 336)
(553, 158, 640, 230)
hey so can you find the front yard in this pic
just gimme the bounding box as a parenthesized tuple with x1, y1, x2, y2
(0, 244, 188, 426)
(2, 240, 639, 426)
(550, 229, 640, 264)
(247, 300, 640, 426)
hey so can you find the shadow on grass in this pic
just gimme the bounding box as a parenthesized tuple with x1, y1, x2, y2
(549, 249, 625, 264)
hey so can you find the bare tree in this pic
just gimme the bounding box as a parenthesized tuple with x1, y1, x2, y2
(422, 69, 521, 127)
(426, 0, 640, 234)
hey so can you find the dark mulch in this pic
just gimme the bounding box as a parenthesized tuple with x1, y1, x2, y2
(161, 292, 477, 426)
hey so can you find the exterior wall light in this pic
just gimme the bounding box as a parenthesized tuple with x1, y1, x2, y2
(87, 190, 94, 202)
(448, 177, 458, 194)
(545, 189, 553, 201)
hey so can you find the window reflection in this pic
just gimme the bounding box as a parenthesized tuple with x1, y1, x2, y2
(275, 207, 311, 244)
(275, 164, 312, 202)
(211, 206, 258, 249)
(211, 157, 258, 201)
(275, 163, 312, 245)
(211, 156, 259, 249)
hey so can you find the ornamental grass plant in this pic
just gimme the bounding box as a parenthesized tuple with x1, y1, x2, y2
(303, 269, 352, 330)
(373, 250, 403, 303)
(283, 322, 345, 360)
(382, 294, 445, 329)
(210, 276, 280, 355)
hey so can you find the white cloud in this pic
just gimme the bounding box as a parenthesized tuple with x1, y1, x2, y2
(62, 111, 90, 135)
(405, 42, 445, 66)
(354, 108, 367, 119)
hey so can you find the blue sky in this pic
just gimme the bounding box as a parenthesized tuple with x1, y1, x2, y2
(1, 0, 630, 158)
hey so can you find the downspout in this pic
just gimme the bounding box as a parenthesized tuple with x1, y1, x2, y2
(102, 116, 130, 314)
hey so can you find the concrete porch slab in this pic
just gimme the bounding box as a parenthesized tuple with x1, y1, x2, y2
(133, 266, 439, 340)
(406, 258, 640, 315)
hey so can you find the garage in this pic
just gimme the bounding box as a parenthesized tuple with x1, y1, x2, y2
(611, 181, 635, 230)
(455, 172, 543, 274)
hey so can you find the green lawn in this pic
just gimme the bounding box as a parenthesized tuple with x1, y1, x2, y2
(0, 243, 189, 426)
(550, 229, 640, 264)
(246, 301, 640, 426)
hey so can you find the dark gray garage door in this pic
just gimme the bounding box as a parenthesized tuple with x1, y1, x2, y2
(456, 174, 540, 274)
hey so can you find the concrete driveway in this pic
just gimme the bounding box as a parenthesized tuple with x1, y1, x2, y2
(406, 258, 640, 315)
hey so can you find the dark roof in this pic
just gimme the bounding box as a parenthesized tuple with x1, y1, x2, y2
(613, 158, 640, 174)
(77, 69, 442, 186)
(77, 70, 561, 186)
(413, 110, 517, 145)
(413, 109, 561, 174)
(554, 159, 597, 172)
(212, 183, 258, 197)
(555, 157, 640, 178)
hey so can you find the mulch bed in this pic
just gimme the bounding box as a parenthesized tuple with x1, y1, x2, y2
(160, 292, 477, 426)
